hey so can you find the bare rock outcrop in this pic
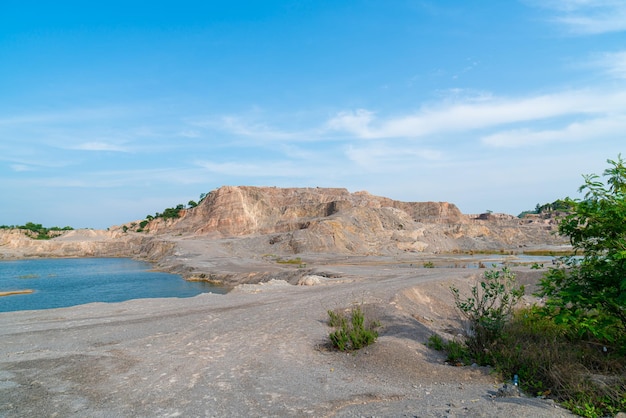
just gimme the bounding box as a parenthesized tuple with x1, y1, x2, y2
(2, 186, 568, 264)
(146, 186, 464, 237)
(0, 229, 174, 261)
(141, 186, 566, 255)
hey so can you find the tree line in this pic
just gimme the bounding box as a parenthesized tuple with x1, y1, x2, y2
(124, 193, 209, 232)
(0, 222, 73, 240)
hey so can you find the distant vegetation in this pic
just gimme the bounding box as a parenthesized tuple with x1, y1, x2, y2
(0, 222, 73, 240)
(154, 204, 186, 220)
(124, 192, 209, 233)
(517, 198, 575, 218)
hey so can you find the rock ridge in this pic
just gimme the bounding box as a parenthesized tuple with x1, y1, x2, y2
(1, 186, 568, 274)
(141, 186, 465, 237)
(138, 186, 565, 254)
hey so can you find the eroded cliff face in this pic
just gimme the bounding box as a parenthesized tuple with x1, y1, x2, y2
(0, 229, 175, 261)
(139, 186, 565, 255)
(146, 186, 464, 236)
(2, 186, 567, 262)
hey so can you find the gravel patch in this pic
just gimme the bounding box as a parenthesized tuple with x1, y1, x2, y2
(0, 266, 573, 417)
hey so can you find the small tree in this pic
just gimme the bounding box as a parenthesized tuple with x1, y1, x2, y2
(451, 266, 524, 359)
(539, 155, 626, 344)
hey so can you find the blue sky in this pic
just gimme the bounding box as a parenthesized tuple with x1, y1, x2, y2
(1, 1, 625, 229)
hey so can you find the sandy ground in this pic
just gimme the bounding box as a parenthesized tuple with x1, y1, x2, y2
(0, 256, 575, 418)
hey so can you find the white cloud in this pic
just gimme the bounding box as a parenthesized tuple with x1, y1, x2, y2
(10, 164, 33, 172)
(196, 160, 307, 178)
(192, 115, 307, 141)
(326, 109, 376, 138)
(1, 153, 75, 170)
(71, 142, 130, 152)
(0, 107, 134, 127)
(434, 88, 494, 102)
(345, 144, 443, 171)
(194, 147, 353, 181)
(593, 51, 626, 79)
(531, 0, 626, 34)
(481, 115, 626, 147)
(178, 130, 202, 138)
(3, 166, 218, 190)
(327, 89, 626, 139)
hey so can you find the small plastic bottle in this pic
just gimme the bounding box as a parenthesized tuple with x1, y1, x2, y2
(513, 374, 519, 386)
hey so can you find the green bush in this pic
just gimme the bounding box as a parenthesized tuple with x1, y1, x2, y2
(426, 334, 471, 365)
(427, 307, 626, 417)
(426, 333, 445, 351)
(432, 157, 626, 417)
(490, 308, 625, 417)
(276, 257, 303, 265)
(451, 266, 524, 361)
(327, 305, 380, 351)
(538, 156, 626, 346)
(522, 155, 626, 417)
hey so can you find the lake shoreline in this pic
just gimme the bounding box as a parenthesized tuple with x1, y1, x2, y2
(0, 264, 572, 417)
(0, 289, 34, 297)
(0, 257, 221, 313)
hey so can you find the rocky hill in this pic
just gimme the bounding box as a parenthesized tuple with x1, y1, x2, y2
(1, 185, 569, 284)
(125, 186, 565, 255)
(2, 186, 568, 261)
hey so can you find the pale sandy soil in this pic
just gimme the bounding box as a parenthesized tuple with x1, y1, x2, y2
(0, 290, 34, 297)
(0, 255, 574, 418)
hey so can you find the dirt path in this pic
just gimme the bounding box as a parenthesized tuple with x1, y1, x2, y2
(0, 266, 573, 417)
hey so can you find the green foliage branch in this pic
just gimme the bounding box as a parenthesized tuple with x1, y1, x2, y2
(539, 155, 626, 344)
(451, 266, 525, 361)
(429, 156, 626, 417)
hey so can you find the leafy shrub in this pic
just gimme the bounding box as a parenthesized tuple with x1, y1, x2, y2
(157, 205, 184, 220)
(426, 333, 445, 351)
(435, 157, 626, 417)
(137, 220, 149, 232)
(427, 307, 626, 417)
(327, 305, 380, 351)
(523, 155, 626, 417)
(276, 257, 303, 265)
(451, 266, 524, 361)
(426, 334, 471, 365)
(538, 155, 626, 345)
(489, 308, 626, 418)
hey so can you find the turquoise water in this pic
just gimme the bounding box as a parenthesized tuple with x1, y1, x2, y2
(0, 258, 225, 312)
